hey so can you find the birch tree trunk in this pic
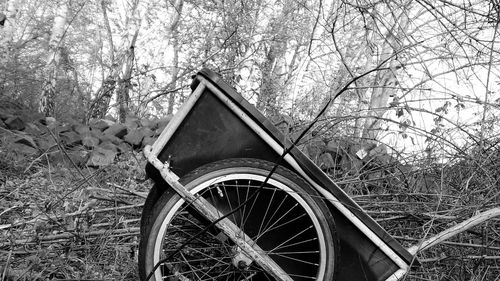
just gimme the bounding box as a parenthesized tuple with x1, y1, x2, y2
(166, 0, 183, 115)
(0, 0, 18, 45)
(0, 0, 18, 67)
(39, 2, 68, 117)
(255, 3, 295, 118)
(87, 0, 117, 120)
(117, 30, 138, 122)
(88, 0, 142, 122)
(361, 4, 410, 142)
(257, 43, 281, 117)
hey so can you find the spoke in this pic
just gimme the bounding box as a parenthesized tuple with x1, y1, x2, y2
(173, 213, 233, 248)
(255, 212, 306, 242)
(165, 249, 231, 266)
(272, 237, 318, 252)
(254, 203, 299, 242)
(269, 225, 314, 253)
(240, 181, 260, 234)
(166, 223, 225, 251)
(248, 264, 272, 281)
(254, 192, 291, 240)
(196, 265, 234, 281)
(168, 264, 234, 280)
(180, 252, 201, 280)
(235, 180, 247, 238)
(221, 182, 239, 225)
(271, 252, 320, 267)
(197, 254, 233, 281)
(206, 186, 224, 219)
(286, 273, 317, 279)
(163, 246, 232, 267)
(265, 213, 307, 233)
(257, 185, 278, 237)
(272, 250, 320, 255)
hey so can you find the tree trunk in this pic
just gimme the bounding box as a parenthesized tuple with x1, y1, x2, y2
(89, 75, 117, 120)
(257, 43, 281, 117)
(117, 31, 137, 122)
(88, 0, 141, 122)
(361, 63, 398, 140)
(39, 2, 68, 117)
(88, 0, 117, 120)
(166, 0, 183, 115)
(361, 4, 410, 142)
(0, 0, 18, 46)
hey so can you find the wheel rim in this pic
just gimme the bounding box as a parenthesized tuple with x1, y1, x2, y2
(152, 173, 328, 281)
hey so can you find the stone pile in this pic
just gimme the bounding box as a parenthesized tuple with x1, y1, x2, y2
(0, 108, 171, 167)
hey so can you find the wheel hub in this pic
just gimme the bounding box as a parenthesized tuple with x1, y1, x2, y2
(232, 247, 253, 269)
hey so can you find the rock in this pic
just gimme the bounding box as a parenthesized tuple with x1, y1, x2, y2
(86, 147, 117, 167)
(82, 135, 100, 149)
(368, 144, 387, 158)
(103, 123, 128, 138)
(46, 120, 61, 130)
(326, 140, 346, 152)
(10, 142, 38, 155)
(90, 128, 104, 139)
(100, 134, 123, 145)
(140, 118, 154, 129)
(124, 116, 140, 131)
(90, 119, 113, 131)
(60, 130, 82, 146)
(36, 134, 57, 151)
(6, 134, 38, 155)
(124, 129, 145, 146)
(50, 149, 89, 167)
(340, 154, 362, 173)
(14, 135, 38, 149)
(0, 110, 12, 121)
(318, 153, 336, 170)
(40, 117, 56, 126)
(57, 123, 74, 133)
(73, 124, 91, 135)
(5, 116, 25, 131)
(117, 142, 132, 153)
(304, 139, 326, 160)
(155, 116, 173, 133)
(20, 111, 44, 123)
(24, 122, 44, 136)
(98, 141, 118, 152)
(142, 127, 154, 137)
(143, 136, 156, 147)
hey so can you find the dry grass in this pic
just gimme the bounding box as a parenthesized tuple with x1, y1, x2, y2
(0, 149, 147, 281)
(1, 143, 499, 281)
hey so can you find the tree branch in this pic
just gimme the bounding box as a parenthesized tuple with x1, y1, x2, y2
(407, 207, 500, 255)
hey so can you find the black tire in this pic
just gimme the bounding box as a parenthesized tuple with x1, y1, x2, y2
(139, 158, 338, 281)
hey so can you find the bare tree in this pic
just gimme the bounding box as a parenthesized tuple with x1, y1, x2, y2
(88, 0, 141, 122)
(39, 1, 68, 117)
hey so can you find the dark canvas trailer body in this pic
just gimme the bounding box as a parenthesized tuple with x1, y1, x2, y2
(145, 68, 416, 281)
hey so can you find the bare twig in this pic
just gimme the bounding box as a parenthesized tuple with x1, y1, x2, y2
(419, 255, 500, 263)
(0, 204, 143, 230)
(1, 227, 140, 247)
(107, 182, 147, 199)
(408, 208, 500, 255)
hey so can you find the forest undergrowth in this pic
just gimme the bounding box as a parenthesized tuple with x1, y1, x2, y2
(0, 148, 146, 280)
(1, 135, 499, 280)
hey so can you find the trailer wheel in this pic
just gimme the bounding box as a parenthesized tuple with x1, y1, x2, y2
(139, 158, 338, 281)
